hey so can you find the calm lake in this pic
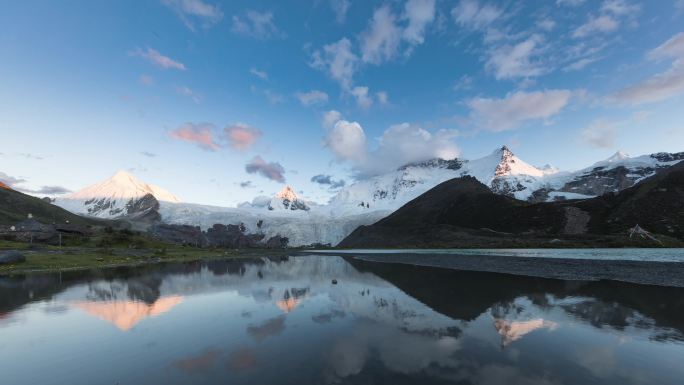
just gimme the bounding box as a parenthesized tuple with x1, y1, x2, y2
(1, 254, 683, 385)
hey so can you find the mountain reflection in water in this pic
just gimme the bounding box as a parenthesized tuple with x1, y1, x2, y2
(0, 255, 683, 385)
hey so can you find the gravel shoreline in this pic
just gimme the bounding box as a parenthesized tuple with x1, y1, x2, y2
(334, 252, 684, 287)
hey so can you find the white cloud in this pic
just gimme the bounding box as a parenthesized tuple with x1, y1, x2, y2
(161, 0, 223, 30)
(580, 119, 617, 148)
(486, 35, 546, 80)
(311, 38, 358, 90)
(451, 0, 502, 31)
(572, 1, 639, 39)
(612, 60, 684, 105)
(130, 48, 186, 70)
(139, 74, 154, 86)
(360, 5, 402, 64)
(322, 113, 460, 176)
(563, 57, 600, 72)
(329, 0, 350, 24)
(453, 74, 473, 91)
(601, 0, 640, 16)
(322, 110, 343, 129)
(403, 0, 436, 45)
(325, 120, 368, 164)
(648, 32, 684, 61)
(296, 90, 329, 106)
(467, 89, 573, 131)
(376, 91, 390, 105)
(677, 0, 684, 12)
(556, 0, 586, 6)
(232, 10, 280, 39)
(351, 86, 374, 109)
(249, 68, 268, 80)
(538, 18, 556, 31)
(612, 33, 684, 105)
(573, 15, 619, 38)
(263, 89, 284, 104)
(175, 86, 201, 103)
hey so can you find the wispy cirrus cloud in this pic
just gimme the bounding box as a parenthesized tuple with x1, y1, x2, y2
(296, 90, 329, 106)
(485, 35, 547, 80)
(139, 74, 155, 86)
(466, 89, 574, 131)
(175, 86, 201, 103)
(130, 48, 186, 70)
(329, 0, 350, 23)
(232, 10, 282, 39)
(611, 32, 684, 105)
(572, 0, 640, 38)
(580, 119, 618, 148)
(0, 172, 71, 195)
(17, 185, 72, 195)
(161, 0, 223, 30)
(249, 68, 268, 80)
(245, 156, 286, 182)
(311, 38, 358, 90)
(451, 0, 502, 31)
(169, 123, 220, 151)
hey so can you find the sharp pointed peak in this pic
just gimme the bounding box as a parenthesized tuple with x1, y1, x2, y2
(607, 150, 630, 161)
(275, 185, 298, 200)
(110, 170, 138, 181)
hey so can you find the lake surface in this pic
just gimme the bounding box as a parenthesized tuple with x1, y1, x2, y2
(313, 248, 684, 262)
(1, 255, 684, 385)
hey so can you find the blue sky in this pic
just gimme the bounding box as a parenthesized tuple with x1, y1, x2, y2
(1, 0, 683, 206)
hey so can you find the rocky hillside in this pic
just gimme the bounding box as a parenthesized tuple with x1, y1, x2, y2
(0, 185, 102, 226)
(339, 162, 684, 248)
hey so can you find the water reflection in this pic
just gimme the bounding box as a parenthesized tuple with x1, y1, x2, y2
(71, 295, 183, 331)
(0, 255, 683, 385)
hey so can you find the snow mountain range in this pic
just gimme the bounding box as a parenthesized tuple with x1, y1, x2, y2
(54, 147, 684, 246)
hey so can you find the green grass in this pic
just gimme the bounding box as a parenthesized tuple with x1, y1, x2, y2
(0, 244, 298, 275)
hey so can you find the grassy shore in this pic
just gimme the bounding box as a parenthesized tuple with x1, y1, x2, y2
(0, 240, 298, 275)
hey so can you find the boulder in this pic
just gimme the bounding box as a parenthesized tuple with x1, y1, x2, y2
(0, 250, 26, 264)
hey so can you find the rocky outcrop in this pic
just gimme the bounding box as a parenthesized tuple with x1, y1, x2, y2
(148, 222, 289, 249)
(148, 224, 206, 247)
(562, 207, 590, 235)
(205, 223, 264, 248)
(264, 235, 289, 249)
(559, 166, 649, 196)
(124, 193, 161, 223)
(0, 250, 25, 264)
(398, 158, 463, 171)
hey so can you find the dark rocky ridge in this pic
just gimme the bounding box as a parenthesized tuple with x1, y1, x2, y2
(339, 162, 684, 248)
(148, 222, 289, 249)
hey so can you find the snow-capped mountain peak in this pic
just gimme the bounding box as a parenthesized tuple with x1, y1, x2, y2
(55, 170, 180, 219)
(66, 170, 180, 203)
(268, 186, 310, 211)
(275, 186, 299, 202)
(605, 150, 630, 163)
(493, 146, 545, 177)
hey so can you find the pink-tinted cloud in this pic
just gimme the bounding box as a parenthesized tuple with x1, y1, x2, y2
(169, 123, 220, 151)
(224, 124, 262, 150)
(245, 156, 285, 182)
